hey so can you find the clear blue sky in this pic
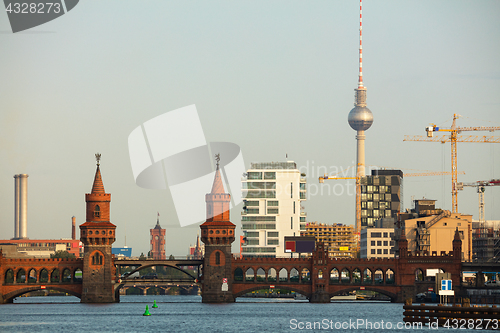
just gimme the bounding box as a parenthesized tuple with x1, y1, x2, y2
(1, 0, 499, 256)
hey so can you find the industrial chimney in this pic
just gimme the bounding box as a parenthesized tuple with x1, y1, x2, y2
(72, 216, 76, 240)
(13, 174, 29, 239)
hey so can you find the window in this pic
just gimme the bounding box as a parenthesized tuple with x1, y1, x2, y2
(267, 208, 278, 214)
(383, 241, 388, 246)
(300, 183, 306, 190)
(94, 205, 100, 218)
(242, 223, 276, 230)
(371, 241, 375, 246)
(377, 249, 382, 254)
(300, 192, 306, 199)
(291, 217, 293, 229)
(246, 239, 259, 245)
(383, 232, 388, 238)
(371, 249, 376, 254)
(243, 182, 276, 189)
(290, 182, 293, 198)
(267, 239, 279, 245)
(247, 172, 262, 180)
(242, 216, 276, 222)
(246, 208, 259, 214)
(246, 231, 259, 237)
(245, 201, 259, 207)
(264, 172, 276, 180)
(383, 249, 388, 254)
(92, 252, 103, 265)
(300, 217, 306, 222)
(215, 252, 220, 265)
(243, 190, 276, 198)
(293, 201, 295, 214)
(371, 232, 382, 238)
(268, 232, 279, 237)
(377, 241, 382, 246)
(268, 201, 279, 206)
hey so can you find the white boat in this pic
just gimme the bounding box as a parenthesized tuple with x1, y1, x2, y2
(331, 294, 356, 300)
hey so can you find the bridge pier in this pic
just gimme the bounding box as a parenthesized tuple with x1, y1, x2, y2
(309, 291, 330, 303)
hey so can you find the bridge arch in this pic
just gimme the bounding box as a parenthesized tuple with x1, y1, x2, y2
(39, 268, 49, 283)
(16, 268, 26, 283)
(5, 269, 14, 283)
(232, 285, 310, 299)
(329, 286, 397, 302)
(50, 268, 60, 283)
(3, 286, 82, 303)
(121, 263, 198, 281)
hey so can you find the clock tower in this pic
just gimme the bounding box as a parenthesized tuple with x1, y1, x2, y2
(150, 215, 166, 259)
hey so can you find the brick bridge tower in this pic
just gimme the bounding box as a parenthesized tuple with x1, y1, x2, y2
(79, 154, 117, 303)
(200, 155, 235, 303)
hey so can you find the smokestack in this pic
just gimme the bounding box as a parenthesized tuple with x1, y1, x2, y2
(13, 174, 29, 239)
(13, 175, 20, 239)
(72, 216, 76, 240)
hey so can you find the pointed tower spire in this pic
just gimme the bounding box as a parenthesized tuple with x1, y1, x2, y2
(91, 153, 105, 193)
(211, 153, 225, 194)
(204, 154, 231, 222)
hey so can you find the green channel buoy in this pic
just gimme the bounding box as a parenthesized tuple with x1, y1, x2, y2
(152, 300, 158, 308)
(143, 305, 151, 316)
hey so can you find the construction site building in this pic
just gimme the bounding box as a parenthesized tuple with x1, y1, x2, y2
(396, 199, 472, 261)
(300, 222, 356, 259)
(471, 220, 500, 262)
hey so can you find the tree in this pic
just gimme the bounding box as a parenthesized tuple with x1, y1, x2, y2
(50, 250, 75, 259)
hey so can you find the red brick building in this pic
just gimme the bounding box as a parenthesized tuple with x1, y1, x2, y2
(150, 217, 166, 260)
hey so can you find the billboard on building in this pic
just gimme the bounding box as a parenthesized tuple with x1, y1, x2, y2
(284, 236, 315, 253)
(112, 247, 132, 258)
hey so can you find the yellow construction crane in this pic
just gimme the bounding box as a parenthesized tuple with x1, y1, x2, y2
(318, 170, 464, 234)
(404, 114, 500, 213)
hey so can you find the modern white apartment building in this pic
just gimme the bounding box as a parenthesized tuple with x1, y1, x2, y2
(241, 162, 306, 257)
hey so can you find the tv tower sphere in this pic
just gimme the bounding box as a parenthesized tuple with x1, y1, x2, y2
(348, 105, 373, 131)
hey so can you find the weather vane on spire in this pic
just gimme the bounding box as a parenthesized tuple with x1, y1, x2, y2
(95, 153, 101, 166)
(215, 153, 220, 169)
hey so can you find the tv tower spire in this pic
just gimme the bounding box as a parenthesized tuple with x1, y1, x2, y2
(358, 0, 364, 89)
(348, 0, 373, 233)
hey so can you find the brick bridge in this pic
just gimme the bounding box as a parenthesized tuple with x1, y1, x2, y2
(0, 255, 202, 303)
(200, 230, 464, 303)
(228, 239, 462, 302)
(0, 253, 84, 303)
(0, 158, 465, 304)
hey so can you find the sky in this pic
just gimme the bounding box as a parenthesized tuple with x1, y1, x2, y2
(0, 0, 499, 256)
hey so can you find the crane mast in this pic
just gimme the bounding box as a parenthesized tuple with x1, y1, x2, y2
(404, 114, 500, 213)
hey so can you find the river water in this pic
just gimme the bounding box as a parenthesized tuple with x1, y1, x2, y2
(0, 295, 483, 332)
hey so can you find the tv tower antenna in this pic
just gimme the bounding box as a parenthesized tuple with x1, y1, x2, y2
(348, 0, 374, 233)
(358, 0, 364, 89)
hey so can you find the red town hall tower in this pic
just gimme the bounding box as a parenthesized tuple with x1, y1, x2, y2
(200, 156, 236, 303)
(79, 155, 117, 303)
(150, 217, 166, 260)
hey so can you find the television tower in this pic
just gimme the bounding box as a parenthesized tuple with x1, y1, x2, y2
(348, 0, 373, 233)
